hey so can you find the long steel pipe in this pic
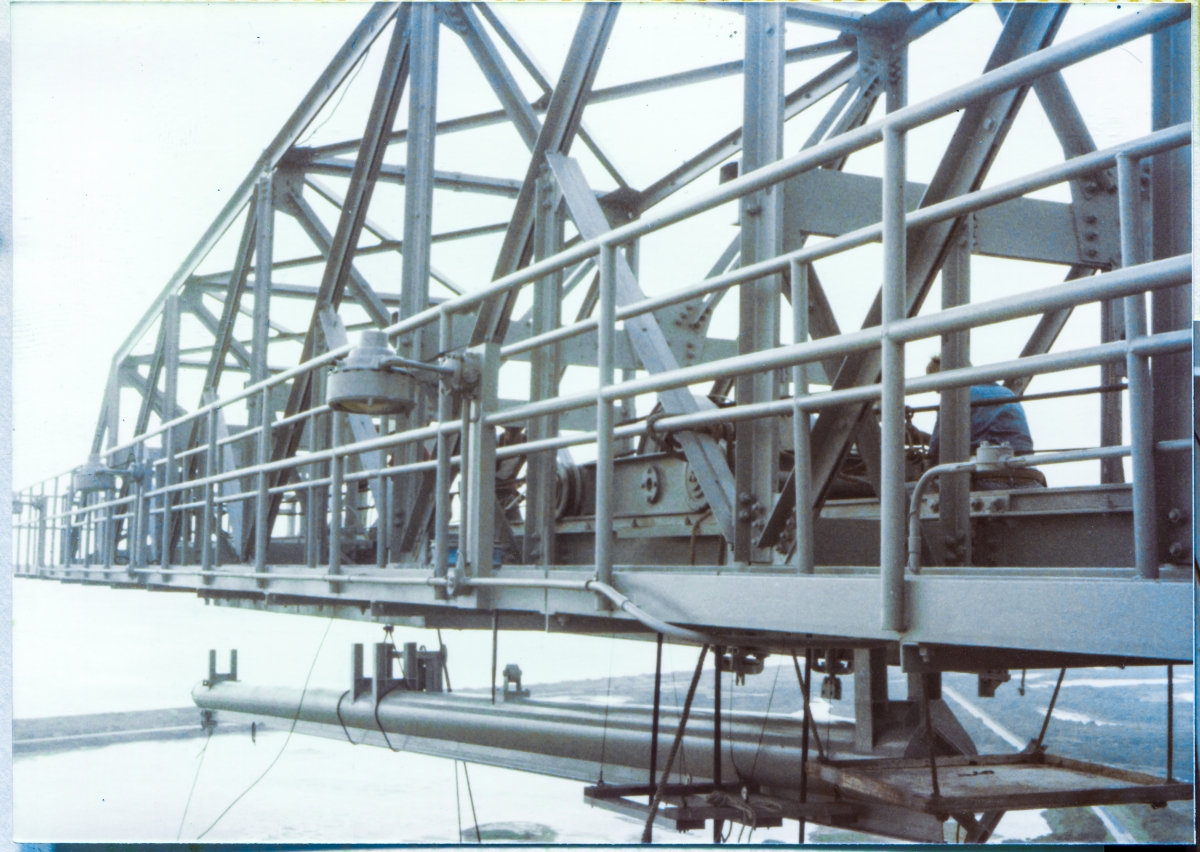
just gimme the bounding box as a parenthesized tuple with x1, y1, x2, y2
(193, 681, 850, 792)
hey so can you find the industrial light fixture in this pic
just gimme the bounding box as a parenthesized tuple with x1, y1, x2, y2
(326, 330, 452, 416)
(72, 454, 117, 493)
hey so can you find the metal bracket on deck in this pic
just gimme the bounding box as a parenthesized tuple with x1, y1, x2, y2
(203, 649, 237, 687)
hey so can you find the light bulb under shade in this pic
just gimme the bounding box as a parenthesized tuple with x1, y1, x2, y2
(326, 365, 417, 416)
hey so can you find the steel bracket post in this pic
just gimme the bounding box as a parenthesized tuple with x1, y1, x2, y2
(201, 406, 218, 580)
(1150, 20, 1193, 567)
(204, 649, 238, 688)
(1116, 155, 1159, 580)
(734, 3, 785, 565)
(252, 172, 275, 392)
(525, 170, 564, 566)
(938, 221, 972, 567)
(853, 647, 889, 754)
(464, 343, 500, 596)
(594, 244, 618, 606)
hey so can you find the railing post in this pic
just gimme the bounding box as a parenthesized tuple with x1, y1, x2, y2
(376, 425, 389, 569)
(130, 443, 145, 575)
(255, 387, 272, 575)
(594, 243, 618, 599)
(1116, 153, 1159, 579)
(790, 259, 814, 574)
(63, 485, 76, 566)
(434, 310, 453, 593)
(880, 122, 908, 632)
(304, 408, 319, 569)
(330, 412, 344, 577)
(202, 406, 219, 579)
(36, 490, 47, 569)
(160, 430, 173, 571)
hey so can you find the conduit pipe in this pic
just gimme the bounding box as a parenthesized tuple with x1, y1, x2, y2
(907, 444, 1159, 574)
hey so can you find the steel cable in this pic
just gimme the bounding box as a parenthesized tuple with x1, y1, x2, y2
(196, 615, 334, 839)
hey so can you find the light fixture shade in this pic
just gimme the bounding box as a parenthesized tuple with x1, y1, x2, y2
(326, 330, 417, 416)
(73, 455, 116, 493)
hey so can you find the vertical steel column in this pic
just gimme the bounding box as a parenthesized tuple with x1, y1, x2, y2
(330, 412, 344, 576)
(84, 494, 94, 566)
(304, 405, 319, 569)
(880, 121, 908, 632)
(160, 294, 181, 569)
(790, 259, 814, 574)
(129, 447, 143, 573)
(376, 421, 389, 568)
(50, 477, 60, 569)
(1149, 21, 1192, 567)
(252, 174, 274, 393)
(103, 371, 120, 568)
(435, 312, 453, 590)
(400, 4, 439, 356)
(1099, 298, 1126, 484)
(465, 343, 499, 584)
(392, 5, 439, 560)
(36, 488, 47, 569)
(594, 244, 618, 594)
(255, 387, 272, 573)
(1117, 154, 1159, 580)
(712, 643, 724, 844)
(63, 485, 76, 565)
(735, 3, 785, 564)
(879, 33, 908, 630)
(525, 171, 564, 566)
(938, 220, 972, 566)
(202, 407, 218, 577)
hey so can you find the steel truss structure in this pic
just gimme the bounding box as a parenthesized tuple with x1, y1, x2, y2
(12, 2, 1194, 843)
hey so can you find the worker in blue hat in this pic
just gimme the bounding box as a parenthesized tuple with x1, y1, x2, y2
(925, 356, 1039, 488)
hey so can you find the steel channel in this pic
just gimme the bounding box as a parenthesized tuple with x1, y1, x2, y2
(1116, 154, 1160, 580)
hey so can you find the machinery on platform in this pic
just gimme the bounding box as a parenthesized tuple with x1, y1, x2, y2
(12, 2, 1195, 843)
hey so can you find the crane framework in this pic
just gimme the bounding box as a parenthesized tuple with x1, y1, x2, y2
(12, 2, 1196, 843)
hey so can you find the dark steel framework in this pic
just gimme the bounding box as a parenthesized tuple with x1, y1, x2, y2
(12, 3, 1194, 843)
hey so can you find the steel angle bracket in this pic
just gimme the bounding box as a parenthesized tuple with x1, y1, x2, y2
(546, 152, 737, 540)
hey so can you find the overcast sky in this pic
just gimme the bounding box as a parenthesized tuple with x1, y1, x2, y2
(10, 2, 1158, 490)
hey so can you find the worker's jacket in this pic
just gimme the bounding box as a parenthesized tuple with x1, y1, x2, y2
(928, 383, 1034, 464)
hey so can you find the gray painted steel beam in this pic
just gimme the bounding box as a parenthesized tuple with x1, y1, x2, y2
(247, 9, 413, 559)
(110, 4, 401, 370)
(305, 158, 523, 199)
(734, 4, 785, 564)
(548, 152, 737, 541)
(764, 5, 1071, 547)
(468, 4, 619, 349)
(284, 191, 392, 331)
